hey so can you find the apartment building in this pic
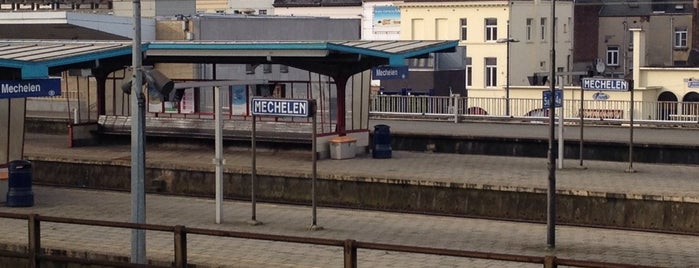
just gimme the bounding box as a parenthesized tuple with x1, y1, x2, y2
(397, 0, 574, 98)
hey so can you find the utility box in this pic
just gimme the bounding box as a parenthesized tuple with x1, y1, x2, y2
(0, 165, 7, 203)
(329, 136, 357, 160)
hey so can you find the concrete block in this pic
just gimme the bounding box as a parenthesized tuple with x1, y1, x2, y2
(329, 136, 357, 160)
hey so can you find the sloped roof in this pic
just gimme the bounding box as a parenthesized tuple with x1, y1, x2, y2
(0, 39, 458, 79)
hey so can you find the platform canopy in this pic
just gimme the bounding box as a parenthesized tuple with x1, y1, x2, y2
(0, 39, 458, 79)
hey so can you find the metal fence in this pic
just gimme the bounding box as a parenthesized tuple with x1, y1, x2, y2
(370, 95, 699, 125)
(0, 212, 658, 268)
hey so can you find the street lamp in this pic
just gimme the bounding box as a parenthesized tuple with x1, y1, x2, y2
(497, 29, 519, 116)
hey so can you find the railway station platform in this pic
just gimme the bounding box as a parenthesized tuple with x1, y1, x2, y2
(0, 120, 697, 266)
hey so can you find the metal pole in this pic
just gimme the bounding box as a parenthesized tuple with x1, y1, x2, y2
(130, 0, 146, 262)
(506, 22, 511, 117)
(579, 85, 584, 167)
(214, 86, 223, 224)
(547, 0, 557, 250)
(627, 85, 635, 172)
(251, 114, 258, 224)
(310, 110, 321, 230)
(557, 80, 564, 170)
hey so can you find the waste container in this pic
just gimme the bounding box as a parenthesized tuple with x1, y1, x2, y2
(372, 124, 392, 158)
(6, 160, 34, 207)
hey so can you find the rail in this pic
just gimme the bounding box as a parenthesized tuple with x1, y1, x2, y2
(370, 95, 699, 126)
(0, 212, 660, 268)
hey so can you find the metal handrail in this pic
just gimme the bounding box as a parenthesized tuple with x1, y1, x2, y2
(0, 212, 661, 268)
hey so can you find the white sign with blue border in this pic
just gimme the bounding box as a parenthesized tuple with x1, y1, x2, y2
(581, 78, 629, 91)
(542, 90, 563, 109)
(372, 65, 408, 80)
(251, 98, 315, 117)
(0, 78, 61, 99)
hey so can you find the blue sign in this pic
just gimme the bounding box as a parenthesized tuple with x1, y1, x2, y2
(581, 78, 629, 91)
(688, 80, 699, 88)
(251, 98, 315, 117)
(592, 92, 609, 101)
(542, 90, 563, 109)
(372, 65, 408, 80)
(0, 78, 61, 99)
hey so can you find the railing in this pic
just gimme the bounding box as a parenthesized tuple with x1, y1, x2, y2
(0, 212, 659, 268)
(370, 95, 699, 125)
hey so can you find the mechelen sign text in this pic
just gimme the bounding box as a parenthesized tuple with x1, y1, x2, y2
(0, 78, 62, 99)
(372, 65, 408, 80)
(251, 98, 315, 117)
(581, 78, 630, 91)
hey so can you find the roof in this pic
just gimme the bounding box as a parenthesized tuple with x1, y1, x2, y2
(0, 40, 458, 79)
(0, 40, 134, 78)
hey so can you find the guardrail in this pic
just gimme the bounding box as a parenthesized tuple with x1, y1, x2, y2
(370, 95, 699, 126)
(0, 212, 660, 268)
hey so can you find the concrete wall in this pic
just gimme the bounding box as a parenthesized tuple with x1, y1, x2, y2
(25, 158, 699, 232)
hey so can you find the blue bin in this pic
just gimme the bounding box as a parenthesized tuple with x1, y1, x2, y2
(6, 160, 34, 207)
(372, 124, 392, 158)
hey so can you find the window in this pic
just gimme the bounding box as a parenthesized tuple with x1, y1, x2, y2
(460, 18, 467, 41)
(485, 18, 497, 41)
(675, 28, 688, 48)
(540, 18, 547, 41)
(280, 65, 289, 73)
(258, 9, 267, 15)
(485, 57, 497, 87)
(606, 46, 619, 66)
(263, 64, 272, 73)
(526, 18, 533, 41)
(466, 57, 472, 87)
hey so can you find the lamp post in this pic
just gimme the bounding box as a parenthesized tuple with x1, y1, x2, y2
(497, 23, 519, 117)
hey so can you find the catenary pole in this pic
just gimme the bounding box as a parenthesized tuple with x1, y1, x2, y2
(130, 0, 146, 263)
(547, 0, 557, 250)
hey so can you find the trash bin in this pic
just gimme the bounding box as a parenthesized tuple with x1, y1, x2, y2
(372, 124, 392, 158)
(6, 160, 34, 207)
(329, 136, 357, 160)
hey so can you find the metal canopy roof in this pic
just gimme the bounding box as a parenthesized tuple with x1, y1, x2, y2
(0, 40, 133, 79)
(0, 39, 458, 79)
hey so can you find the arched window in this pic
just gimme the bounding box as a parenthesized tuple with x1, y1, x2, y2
(657, 91, 678, 120)
(682, 92, 699, 115)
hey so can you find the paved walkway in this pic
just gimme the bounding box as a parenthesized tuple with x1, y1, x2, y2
(1, 186, 698, 267)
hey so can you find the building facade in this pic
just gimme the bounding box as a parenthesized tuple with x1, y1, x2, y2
(397, 0, 574, 98)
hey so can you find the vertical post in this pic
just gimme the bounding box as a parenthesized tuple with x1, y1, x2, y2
(130, 0, 146, 262)
(343, 239, 357, 268)
(214, 86, 224, 224)
(506, 21, 511, 117)
(557, 82, 564, 170)
(28, 214, 40, 268)
(579, 86, 584, 167)
(626, 83, 635, 173)
(174, 225, 187, 268)
(544, 255, 557, 268)
(547, 0, 557, 250)
(251, 114, 258, 223)
(310, 109, 321, 230)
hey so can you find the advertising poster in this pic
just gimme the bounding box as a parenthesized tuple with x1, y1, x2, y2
(373, 6, 400, 36)
(231, 85, 247, 116)
(179, 88, 195, 114)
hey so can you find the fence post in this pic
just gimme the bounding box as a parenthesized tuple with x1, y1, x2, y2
(28, 214, 41, 268)
(343, 239, 357, 268)
(544, 255, 557, 268)
(174, 225, 187, 268)
(451, 94, 460, 123)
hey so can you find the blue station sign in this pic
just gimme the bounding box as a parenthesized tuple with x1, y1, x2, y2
(0, 78, 61, 99)
(251, 98, 315, 117)
(371, 65, 408, 80)
(542, 90, 563, 109)
(581, 78, 629, 91)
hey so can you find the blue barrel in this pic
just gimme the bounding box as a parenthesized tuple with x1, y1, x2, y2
(372, 124, 392, 159)
(6, 160, 34, 207)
